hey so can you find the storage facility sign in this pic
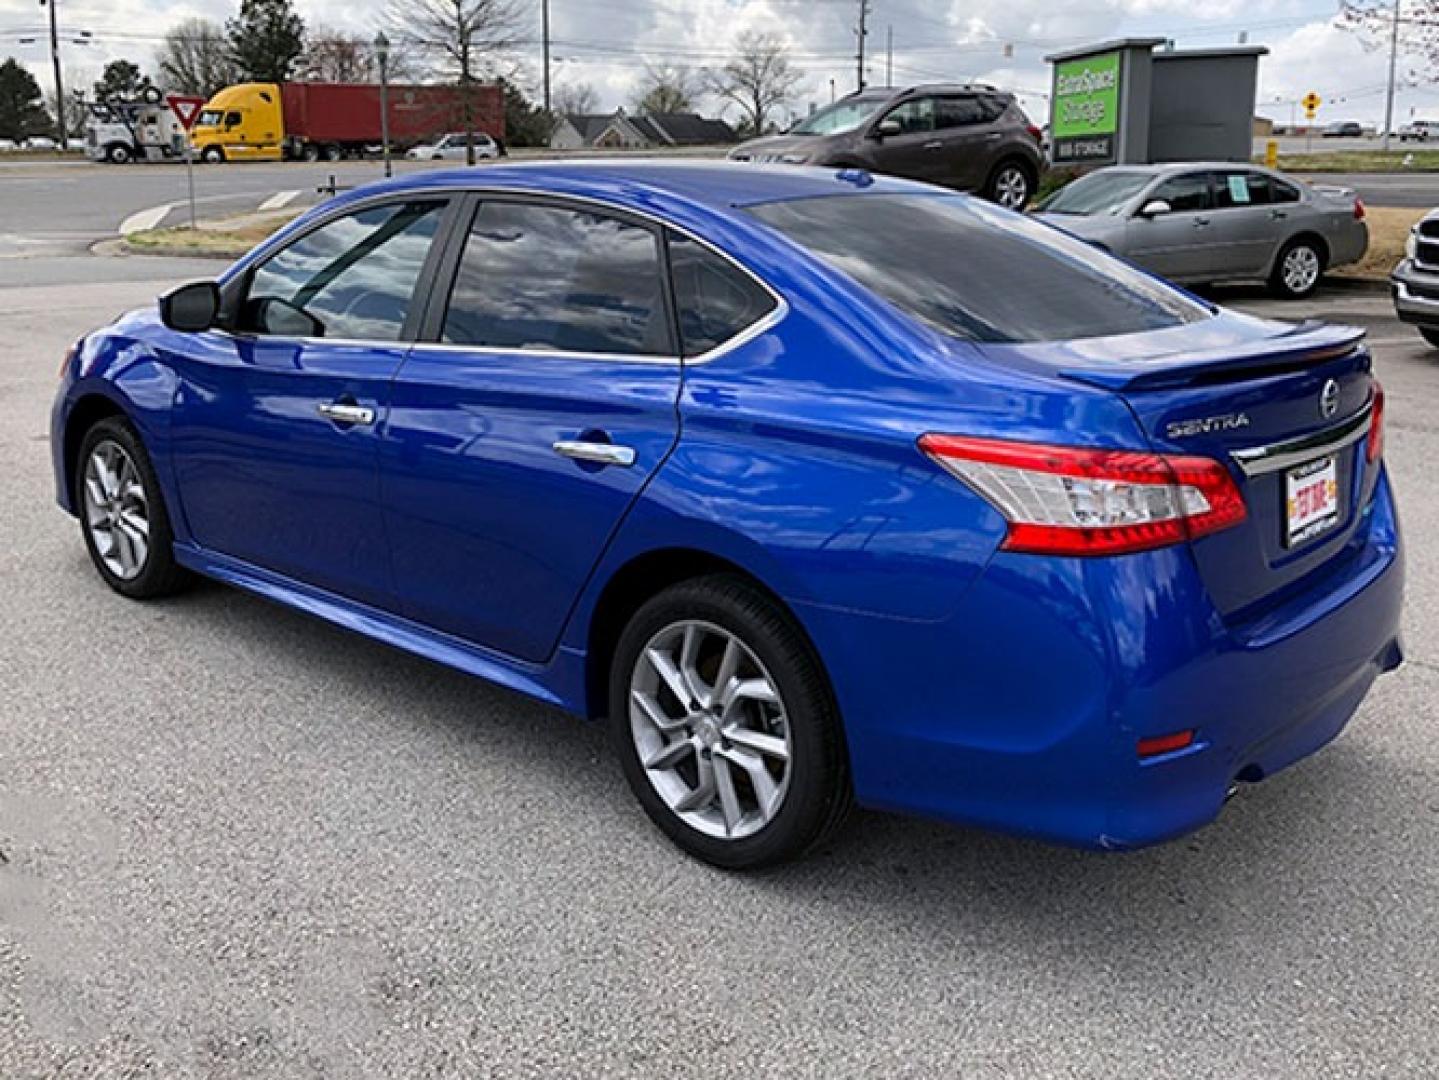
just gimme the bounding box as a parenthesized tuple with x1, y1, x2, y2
(1051, 51, 1121, 164)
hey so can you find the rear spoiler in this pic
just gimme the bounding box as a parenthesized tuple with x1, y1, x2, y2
(1061, 322, 1368, 391)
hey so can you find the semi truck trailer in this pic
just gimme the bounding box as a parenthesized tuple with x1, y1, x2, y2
(189, 81, 505, 163)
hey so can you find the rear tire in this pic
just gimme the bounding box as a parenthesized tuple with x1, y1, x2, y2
(984, 159, 1033, 210)
(1270, 237, 1325, 299)
(609, 575, 852, 869)
(323, 144, 342, 162)
(1419, 327, 1439, 349)
(301, 143, 320, 163)
(75, 417, 191, 600)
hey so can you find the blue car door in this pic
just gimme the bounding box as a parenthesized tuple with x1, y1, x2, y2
(380, 195, 683, 663)
(168, 197, 456, 607)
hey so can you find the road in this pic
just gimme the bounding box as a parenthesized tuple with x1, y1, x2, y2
(1, 243, 1437, 1078)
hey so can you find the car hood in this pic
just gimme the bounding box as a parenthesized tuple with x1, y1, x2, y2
(729, 134, 831, 161)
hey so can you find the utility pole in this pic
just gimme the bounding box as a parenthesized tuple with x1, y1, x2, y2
(541, 0, 551, 113)
(1382, 0, 1400, 151)
(41, 0, 65, 145)
(886, 24, 892, 87)
(855, 0, 870, 92)
(375, 32, 392, 179)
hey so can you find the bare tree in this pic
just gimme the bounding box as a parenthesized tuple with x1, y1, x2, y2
(1340, 1, 1439, 84)
(706, 31, 803, 136)
(632, 62, 700, 115)
(385, 0, 523, 163)
(157, 18, 242, 98)
(553, 80, 599, 116)
(301, 28, 373, 83)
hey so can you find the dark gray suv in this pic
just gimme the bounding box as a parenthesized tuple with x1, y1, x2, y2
(729, 84, 1046, 209)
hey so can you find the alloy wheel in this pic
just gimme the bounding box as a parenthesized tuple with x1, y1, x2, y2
(628, 619, 792, 840)
(993, 166, 1029, 209)
(1283, 245, 1320, 294)
(82, 439, 150, 580)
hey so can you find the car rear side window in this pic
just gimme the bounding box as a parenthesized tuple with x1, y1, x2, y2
(747, 193, 1210, 344)
(1215, 171, 1272, 208)
(667, 233, 777, 356)
(442, 201, 672, 356)
(935, 95, 991, 128)
(243, 200, 446, 340)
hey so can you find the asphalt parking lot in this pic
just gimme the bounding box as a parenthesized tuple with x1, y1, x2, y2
(2, 250, 1438, 1077)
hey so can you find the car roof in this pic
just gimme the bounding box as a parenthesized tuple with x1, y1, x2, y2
(336, 158, 938, 213)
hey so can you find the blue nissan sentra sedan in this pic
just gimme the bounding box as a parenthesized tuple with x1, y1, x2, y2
(51, 162, 1403, 868)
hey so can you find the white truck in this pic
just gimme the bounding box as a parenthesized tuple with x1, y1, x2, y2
(85, 89, 187, 164)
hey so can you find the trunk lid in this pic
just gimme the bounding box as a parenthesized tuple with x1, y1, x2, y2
(979, 314, 1380, 618)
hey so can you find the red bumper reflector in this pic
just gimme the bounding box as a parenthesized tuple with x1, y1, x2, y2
(1138, 730, 1196, 758)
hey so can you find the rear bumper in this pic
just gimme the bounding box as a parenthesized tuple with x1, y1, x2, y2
(1391, 261, 1439, 326)
(796, 469, 1403, 850)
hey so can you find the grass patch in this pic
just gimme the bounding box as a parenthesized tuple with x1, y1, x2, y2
(1329, 205, 1424, 281)
(123, 210, 301, 258)
(1266, 149, 1439, 172)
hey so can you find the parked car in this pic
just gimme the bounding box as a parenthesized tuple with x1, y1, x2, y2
(1322, 121, 1364, 138)
(23, 135, 56, 150)
(405, 131, 501, 161)
(1399, 120, 1437, 142)
(1391, 208, 1439, 346)
(51, 162, 1401, 868)
(729, 84, 1045, 209)
(1036, 163, 1368, 298)
(0, 138, 17, 151)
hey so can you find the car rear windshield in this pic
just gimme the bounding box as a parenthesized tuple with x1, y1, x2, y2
(1039, 170, 1153, 216)
(746, 193, 1211, 343)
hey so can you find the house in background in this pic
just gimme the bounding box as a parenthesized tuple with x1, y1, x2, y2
(550, 108, 737, 150)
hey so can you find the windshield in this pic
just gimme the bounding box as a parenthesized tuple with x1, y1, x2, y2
(1039, 170, 1153, 216)
(747, 193, 1211, 344)
(790, 96, 888, 136)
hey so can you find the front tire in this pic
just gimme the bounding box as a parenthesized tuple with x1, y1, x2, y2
(200, 145, 225, 164)
(1271, 237, 1325, 299)
(76, 418, 191, 599)
(609, 575, 851, 869)
(985, 160, 1033, 210)
(104, 143, 132, 165)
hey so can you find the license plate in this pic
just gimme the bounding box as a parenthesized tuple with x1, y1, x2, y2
(1285, 455, 1339, 546)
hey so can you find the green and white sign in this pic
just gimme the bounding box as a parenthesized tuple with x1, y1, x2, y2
(1052, 51, 1121, 163)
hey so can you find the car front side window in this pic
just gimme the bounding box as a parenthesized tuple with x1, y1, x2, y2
(242, 200, 448, 341)
(882, 97, 936, 134)
(441, 200, 672, 356)
(1150, 173, 1213, 213)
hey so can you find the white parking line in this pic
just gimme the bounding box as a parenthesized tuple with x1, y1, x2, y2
(259, 190, 302, 212)
(118, 203, 173, 236)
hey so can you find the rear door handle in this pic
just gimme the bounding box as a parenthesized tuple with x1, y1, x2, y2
(922, 140, 943, 150)
(1270, 209, 1288, 220)
(1193, 216, 1211, 228)
(553, 440, 636, 467)
(317, 401, 376, 425)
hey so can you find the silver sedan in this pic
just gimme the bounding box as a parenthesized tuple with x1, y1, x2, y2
(1035, 163, 1368, 298)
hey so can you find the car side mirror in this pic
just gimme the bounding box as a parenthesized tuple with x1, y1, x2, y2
(872, 118, 901, 139)
(1138, 199, 1172, 218)
(158, 281, 220, 333)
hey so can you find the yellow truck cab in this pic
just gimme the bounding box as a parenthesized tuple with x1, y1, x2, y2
(190, 83, 284, 163)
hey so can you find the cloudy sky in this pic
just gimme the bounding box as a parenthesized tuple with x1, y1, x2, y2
(3, 0, 1437, 128)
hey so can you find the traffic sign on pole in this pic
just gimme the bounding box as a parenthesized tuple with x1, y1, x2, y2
(165, 95, 207, 230)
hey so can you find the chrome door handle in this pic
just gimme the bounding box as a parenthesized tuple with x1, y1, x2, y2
(922, 140, 943, 150)
(1270, 209, 1288, 220)
(317, 401, 376, 425)
(552, 440, 636, 467)
(1192, 217, 1211, 228)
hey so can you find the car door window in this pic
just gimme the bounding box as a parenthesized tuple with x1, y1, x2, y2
(883, 97, 936, 134)
(242, 200, 447, 341)
(667, 233, 777, 356)
(1151, 173, 1213, 212)
(1214, 171, 1272, 209)
(441, 200, 672, 356)
(935, 95, 990, 129)
(1271, 179, 1301, 203)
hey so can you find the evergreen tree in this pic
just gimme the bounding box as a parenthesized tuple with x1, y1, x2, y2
(0, 59, 51, 140)
(227, 0, 306, 84)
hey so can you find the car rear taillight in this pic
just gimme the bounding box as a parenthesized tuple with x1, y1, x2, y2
(1367, 380, 1385, 463)
(1354, 197, 1366, 221)
(918, 434, 1248, 556)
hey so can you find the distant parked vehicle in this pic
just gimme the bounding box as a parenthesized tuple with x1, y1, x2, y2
(86, 100, 187, 164)
(1036, 163, 1368, 299)
(1399, 120, 1437, 142)
(189, 81, 504, 163)
(1391, 208, 1439, 347)
(729, 83, 1046, 210)
(24, 135, 57, 150)
(1322, 121, 1364, 138)
(0, 138, 17, 151)
(405, 132, 501, 161)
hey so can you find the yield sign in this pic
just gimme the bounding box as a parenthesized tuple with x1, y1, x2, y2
(166, 94, 207, 131)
